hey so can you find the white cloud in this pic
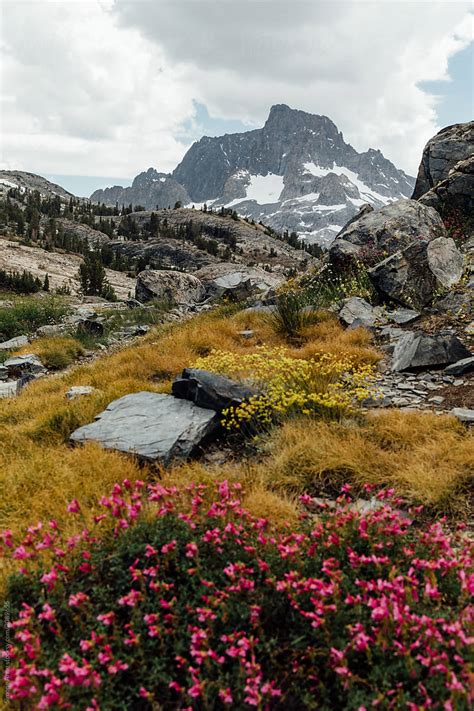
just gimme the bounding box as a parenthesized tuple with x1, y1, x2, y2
(1, 0, 472, 182)
(0, 0, 197, 176)
(113, 0, 473, 174)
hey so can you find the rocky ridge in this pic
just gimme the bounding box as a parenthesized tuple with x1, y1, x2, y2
(91, 104, 415, 248)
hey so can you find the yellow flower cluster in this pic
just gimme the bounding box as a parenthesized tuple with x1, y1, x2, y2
(194, 346, 376, 430)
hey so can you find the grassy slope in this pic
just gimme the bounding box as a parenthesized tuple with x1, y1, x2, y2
(0, 307, 472, 579)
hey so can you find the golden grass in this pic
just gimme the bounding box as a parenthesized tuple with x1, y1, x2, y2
(254, 411, 474, 513)
(14, 335, 85, 370)
(0, 303, 472, 583)
(1, 309, 376, 545)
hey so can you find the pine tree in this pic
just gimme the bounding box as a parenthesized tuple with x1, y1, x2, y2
(79, 250, 116, 301)
(43, 274, 50, 292)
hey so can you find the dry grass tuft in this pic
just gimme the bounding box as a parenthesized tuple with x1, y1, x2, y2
(254, 411, 473, 513)
(15, 336, 85, 370)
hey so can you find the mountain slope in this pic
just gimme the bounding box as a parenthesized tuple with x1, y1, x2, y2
(90, 105, 415, 247)
(0, 170, 74, 199)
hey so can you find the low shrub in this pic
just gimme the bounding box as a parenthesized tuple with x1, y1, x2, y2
(194, 346, 376, 429)
(0, 298, 69, 341)
(2, 480, 473, 710)
(270, 291, 313, 341)
(302, 263, 376, 308)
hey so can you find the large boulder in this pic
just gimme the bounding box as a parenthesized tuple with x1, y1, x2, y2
(418, 156, 474, 235)
(391, 331, 471, 372)
(70, 392, 218, 464)
(368, 237, 463, 308)
(329, 199, 446, 268)
(194, 263, 283, 300)
(135, 270, 206, 305)
(172, 368, 256, 413)
(412, 122, 474, 199)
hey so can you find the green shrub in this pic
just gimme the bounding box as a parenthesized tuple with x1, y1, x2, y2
(270, 291, 313, 340)
(0, 297, 69, 341)
(3, 481, 472, 710)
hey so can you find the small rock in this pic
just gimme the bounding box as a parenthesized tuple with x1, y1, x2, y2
(0, 381, 18, 398)
(66, 386, 96, 400)
(339, 297, 380, 327)
(444, 357, 474, 376)
(386, 308, 420, 325)
(172, 368, 257, 413)
(453, 379, 464, 387)
(77, 319, 105, 337)
(451, 407, 474, 424)
(36, 324, 67, 337)
(428, 396, 445, 405)
(238, 330, 254, 339)
(4, 354, 46, 376)
(0, 335, 29, 350)
(126, 298, 143, 309)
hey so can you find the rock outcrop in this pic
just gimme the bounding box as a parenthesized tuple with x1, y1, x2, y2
(329, 200, 446, 268)
(412, 122, 474, 199)
(391, 331, 471, 372)
(368, 237, 463, 308)
(135, 270, 206, 305)
(418, 157, 474, 234)
(412, 122, 474, 235)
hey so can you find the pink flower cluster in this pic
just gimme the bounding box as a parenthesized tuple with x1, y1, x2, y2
(1, 479, 473, 709)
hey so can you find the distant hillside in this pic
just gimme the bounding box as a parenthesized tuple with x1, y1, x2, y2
(0, 170, 74, 200)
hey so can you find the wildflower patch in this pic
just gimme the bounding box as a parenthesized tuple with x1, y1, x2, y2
(194, 346, 376, 429)
(2, 480, 473, 709)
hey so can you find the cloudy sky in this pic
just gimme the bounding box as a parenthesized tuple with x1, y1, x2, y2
(1, 0, 472, 196)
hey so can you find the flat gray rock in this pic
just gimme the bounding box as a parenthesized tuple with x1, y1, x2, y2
(444, 357, 474, 376)
(451, 408, 474, 425)
(70, 391, 218, 464)
(66, 386, 96, 400)
(0, 335, 29, 350)
(386, 308, 420, 325)
(4, 353, 46, 375)
(392, 331, 471, 372)
(36, 324, 67, 337)
(339, 297, 381, 327)
(0, 381, 18, 399)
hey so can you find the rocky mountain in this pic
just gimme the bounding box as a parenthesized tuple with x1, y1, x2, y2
(91, 168, 190, 211)
(91, 105, 415, 248)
